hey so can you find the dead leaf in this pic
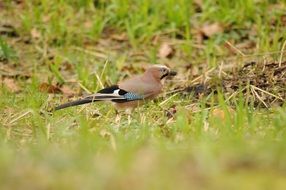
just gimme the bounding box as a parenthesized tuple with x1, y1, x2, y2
(0, 1, 5, 9)
(30, 28, 41, 39)
(158, 43, 174, 59)
(39, 83, 61, 94)
(42, 15, 51, 23)
(61, 61, 73, 71)
(3, 78, 21, 93)
(210, 107, 235, 122)
(225, 40, 256, 54)
(194, 0, 202, 7)
(151, 34, 160, 45)
(60, 85, 75, 97)
(201, 23, 223, 38)
(84, 21, 93, 29)
(110, 33, 128, 42)
(281, 14, 286, 26)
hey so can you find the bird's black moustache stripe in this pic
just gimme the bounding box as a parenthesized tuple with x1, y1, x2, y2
(160, 73, 169, 80)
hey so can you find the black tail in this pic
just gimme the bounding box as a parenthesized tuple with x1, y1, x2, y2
(55, 98, 98, 111)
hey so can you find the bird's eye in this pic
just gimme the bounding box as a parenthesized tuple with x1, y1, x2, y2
(160, 68, 166, 73)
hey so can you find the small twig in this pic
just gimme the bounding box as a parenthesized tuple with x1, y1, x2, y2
(218, 61, 224, 78)
(189, 75, 203, 84)
(5, 127, 11, 142)
(279, 40, 286, 67)
(100, 60, 109, 79)
(46, 123, 51, 140)
(225, 40, 246, 56)
(71, 46, 107, 59)
(165, 88, 185, 95)
(225, 86, 248, 102)
(159, 93, 178, 106)
(250, 86, 268, 108)
(93, 71, 104, 89)
(7, 110, 32, 125)
(250, 85, 283, 100)
(78, 82, 91, 94)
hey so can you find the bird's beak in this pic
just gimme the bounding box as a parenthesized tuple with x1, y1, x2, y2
(169, 70, 177, 76)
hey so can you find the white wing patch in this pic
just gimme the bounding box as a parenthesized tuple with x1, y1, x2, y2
(113, 89, 120, 96)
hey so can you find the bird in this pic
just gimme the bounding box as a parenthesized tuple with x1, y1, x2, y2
(54, 65, 176, 111)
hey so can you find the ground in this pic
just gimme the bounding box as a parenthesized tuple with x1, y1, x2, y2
(1, 0, 286, 189)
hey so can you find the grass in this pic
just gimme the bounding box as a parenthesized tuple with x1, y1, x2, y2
(1, 0, 286, 189)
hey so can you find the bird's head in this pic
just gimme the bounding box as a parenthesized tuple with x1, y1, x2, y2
(145, 65, 177, 81)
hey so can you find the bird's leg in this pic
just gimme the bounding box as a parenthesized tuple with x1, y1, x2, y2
(128, 114, 131, 125)
(115, 109, 121, 124)
(125, 109, 132, 125)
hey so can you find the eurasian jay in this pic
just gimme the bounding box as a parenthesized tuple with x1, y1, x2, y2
(55, 65, 176, 111)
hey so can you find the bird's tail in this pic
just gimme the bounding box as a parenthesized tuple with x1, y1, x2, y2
(54, 98, 97, 111)
(54, 94, 128, 111)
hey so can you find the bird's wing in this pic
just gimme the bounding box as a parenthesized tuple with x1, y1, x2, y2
(54, 85, 143, 111)
(118, 75, 162, 99)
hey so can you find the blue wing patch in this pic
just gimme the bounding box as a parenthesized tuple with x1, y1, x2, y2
(123, 92, 144, 101)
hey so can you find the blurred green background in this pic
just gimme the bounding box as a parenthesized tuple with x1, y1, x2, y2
(1, 0, 286, 189)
